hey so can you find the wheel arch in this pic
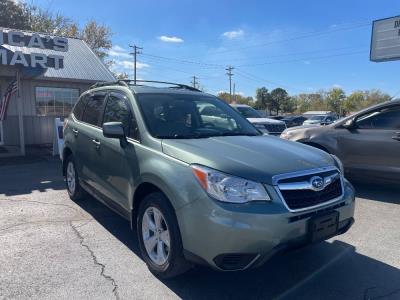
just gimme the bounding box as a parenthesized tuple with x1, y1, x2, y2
(62, 147, 73, 176)
(131, 181, 176, 230)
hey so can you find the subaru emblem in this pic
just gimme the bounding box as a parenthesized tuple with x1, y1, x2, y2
(310, 176, 324, 191)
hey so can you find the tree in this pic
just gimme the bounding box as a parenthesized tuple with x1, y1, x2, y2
(326, 88, 346, 115)
(0, 2, 113, 63)
(0, 0, 31, 30)
(254, 87, 271, 112)
(217, 92, 253, 105)
(80, 21, 112, 61)
(25, 5, 77, 36)
(270, 88, 289, 115)
(343, 91, 364, 114)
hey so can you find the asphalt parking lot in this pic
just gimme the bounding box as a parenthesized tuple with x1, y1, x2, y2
(0, 159, 399, 300)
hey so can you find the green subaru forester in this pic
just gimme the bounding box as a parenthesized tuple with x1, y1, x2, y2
(63, 80, 355, 278)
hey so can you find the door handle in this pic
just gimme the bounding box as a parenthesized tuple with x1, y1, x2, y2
(392, 132, 400, 141)
(72, 128, 79, 137)
(92, 139, 101, 148)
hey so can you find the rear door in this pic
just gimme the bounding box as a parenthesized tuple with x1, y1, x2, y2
(93, 91, 140, 213)
(337, 105, 400, 180)
(78, 91, 107, 189)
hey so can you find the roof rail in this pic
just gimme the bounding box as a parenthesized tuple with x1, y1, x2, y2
(89, 80, 129, 89)
(121, 80, 201, 92)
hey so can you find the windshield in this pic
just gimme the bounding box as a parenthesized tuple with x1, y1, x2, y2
(309, 115, 325, 121)
(235, 106, 262, 118)
(136, 94, 260, 139)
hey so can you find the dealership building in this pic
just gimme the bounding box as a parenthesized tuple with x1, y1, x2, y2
(0, 27, 115, 157)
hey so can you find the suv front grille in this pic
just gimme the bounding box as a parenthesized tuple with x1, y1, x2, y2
(264, 124, 286, 135)
(276, 169, 343, 211)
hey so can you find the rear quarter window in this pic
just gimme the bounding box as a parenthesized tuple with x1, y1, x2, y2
(72, 94, 89, 121)
(81, 92, 107, 126)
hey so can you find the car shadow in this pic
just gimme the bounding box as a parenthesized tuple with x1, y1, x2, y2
(0, 160, 66, 196)
(74, 195, 400, 300)
(351, 180, 400, 205)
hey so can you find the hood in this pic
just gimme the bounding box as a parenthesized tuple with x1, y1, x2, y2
(161, 135, 334, 185)
(247, 117, 284, 124)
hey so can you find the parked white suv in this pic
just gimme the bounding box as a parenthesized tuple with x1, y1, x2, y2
(231, 104, 287, 135)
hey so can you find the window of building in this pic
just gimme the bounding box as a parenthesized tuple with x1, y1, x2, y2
(35, 87, 79, 116)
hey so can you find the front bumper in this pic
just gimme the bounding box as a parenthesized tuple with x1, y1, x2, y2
(176, 180, 355, 270)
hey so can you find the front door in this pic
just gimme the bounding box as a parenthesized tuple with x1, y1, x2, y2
(94, 91, 140, 213)
(337, 104, 400, 181)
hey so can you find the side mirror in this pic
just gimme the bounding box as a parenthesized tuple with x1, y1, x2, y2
(103, 122, 128, 146)
(342, 118, 355, 129)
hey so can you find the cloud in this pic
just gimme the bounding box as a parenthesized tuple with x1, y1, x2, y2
(304, 60, 311, 65)
(107, 45, 131, 59)
(115, 60, 149, 70)
(222, 29, 244, 39)
(158, 36, 184, 43)
(332, 84, 342, 88)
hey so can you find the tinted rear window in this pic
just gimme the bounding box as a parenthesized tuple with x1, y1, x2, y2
(82, 92, 107, 126)
(72, 94, 88, 121)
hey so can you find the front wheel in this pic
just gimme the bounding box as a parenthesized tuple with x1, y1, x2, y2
(137, 192, 191, 278)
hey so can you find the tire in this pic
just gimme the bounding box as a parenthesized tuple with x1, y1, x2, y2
(65, 155, 86, 201)
(137, 192, 191, 278)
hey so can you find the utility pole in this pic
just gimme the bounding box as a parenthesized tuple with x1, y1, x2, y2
(226, 66, 234, 102)
(129, 44, 143, 85)
(191, 76, 198, 89)
(233, 82, 236, 103)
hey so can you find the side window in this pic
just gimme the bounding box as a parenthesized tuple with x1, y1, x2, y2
(102, 93, 140, 140)
(72, 94, 88, 121)
(356, 106, 400, 130)
(81, 92, 106, 126)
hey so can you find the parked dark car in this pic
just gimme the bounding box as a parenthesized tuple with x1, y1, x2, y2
(281, 100, 400, 182)
(282, 115, 308, 128)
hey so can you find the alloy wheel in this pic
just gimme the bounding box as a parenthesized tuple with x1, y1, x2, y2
(66, 161, 76, 194)
(142, 206, 170, 266)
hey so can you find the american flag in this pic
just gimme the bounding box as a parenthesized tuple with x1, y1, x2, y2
(0, 79, 18, 121)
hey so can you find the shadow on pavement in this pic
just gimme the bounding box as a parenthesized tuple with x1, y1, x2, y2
(3, 160, 400, 299)
(351, 180, 400, 205)
(75, 195, 400, 300)
(0, 160, 65, 196)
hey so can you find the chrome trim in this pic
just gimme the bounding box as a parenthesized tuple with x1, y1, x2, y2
(272, 166, 338, 185)
(273, 166, 345, 213)
(278, 173, 340, 192)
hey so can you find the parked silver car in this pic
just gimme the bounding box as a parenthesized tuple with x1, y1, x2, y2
(281, 100, 400, 182)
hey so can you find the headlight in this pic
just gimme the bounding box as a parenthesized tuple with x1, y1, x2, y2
(280, 130, 293, 139)
(331, 154, 344, 174)
(191, 165, 271, 203)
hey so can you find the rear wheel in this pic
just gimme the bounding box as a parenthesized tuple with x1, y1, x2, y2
(137, 192, 191, 278)
(65, 155, 86, 201)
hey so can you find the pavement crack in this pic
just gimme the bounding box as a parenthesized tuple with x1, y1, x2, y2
(0, 219, 92, 234)
(0, 197, 84, 214)
(70, 222, 120, 300)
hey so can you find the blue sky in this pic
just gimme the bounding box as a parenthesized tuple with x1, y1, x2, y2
(35, 0, 400, 98)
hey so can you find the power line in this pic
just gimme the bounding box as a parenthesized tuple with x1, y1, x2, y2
(187, 21, 370, 58)
(129, 44, 143, 84)
(237, 50, 369, 67)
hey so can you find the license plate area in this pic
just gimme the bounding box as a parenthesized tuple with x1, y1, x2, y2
(309, 211, 339, 243)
